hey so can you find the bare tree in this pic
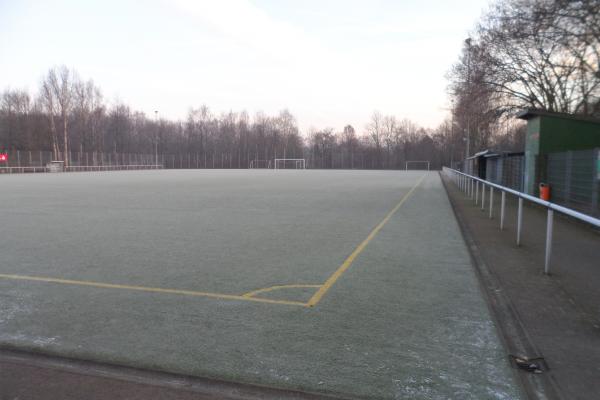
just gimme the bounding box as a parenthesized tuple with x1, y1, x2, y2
(366, 111, 384, 168)
(3, 68, 451, 170)
(40, 77, 60, 159)
(448, 0, 600, 157)
(0, 89, 32, 150)
(45, 66, 74, 165)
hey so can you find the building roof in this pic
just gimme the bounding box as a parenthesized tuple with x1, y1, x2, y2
(467, 150, 494, 160)
(516, 109, 600, 124)
(467, 149, 524, 160)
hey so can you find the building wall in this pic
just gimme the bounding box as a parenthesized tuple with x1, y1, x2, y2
(524, 115, 600, 194)
(540, 116, 600, 153)
(546, 148, 600, 217)
(524, 117, 541, 194)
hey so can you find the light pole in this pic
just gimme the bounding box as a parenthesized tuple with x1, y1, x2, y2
(154, 110, 158, 166)
(464, 38, 472, 170)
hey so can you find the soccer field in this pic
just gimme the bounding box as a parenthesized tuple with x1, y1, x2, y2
(0, 170, 522, 399)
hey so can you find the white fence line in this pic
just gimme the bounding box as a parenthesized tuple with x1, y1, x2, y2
(443, 166, 600, 274)
(66, 165, 163, 171)
(0, 165, 164, 174)
(0, 166, 49, 173)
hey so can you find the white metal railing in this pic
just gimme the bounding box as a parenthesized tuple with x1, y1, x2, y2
(443, 167, 600, 274)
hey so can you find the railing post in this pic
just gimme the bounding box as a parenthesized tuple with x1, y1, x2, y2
(475, 181, 479, 205)
(471, 178, 474, 199)
(481, 183, 485, 211)
(500, 191, 506, 230)
(489, 186, 494, 219)
(517, 198, 523, 246)
(592, 149, 599, 214)
(545, 209, 554, 274)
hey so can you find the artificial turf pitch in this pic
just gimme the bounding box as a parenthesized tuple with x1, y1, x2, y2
(0, 170, 523, 399)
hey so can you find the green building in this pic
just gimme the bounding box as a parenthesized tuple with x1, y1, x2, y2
(517, 109, 600, 195)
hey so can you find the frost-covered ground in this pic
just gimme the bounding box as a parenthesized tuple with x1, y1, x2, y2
(0, 170, 523, 399)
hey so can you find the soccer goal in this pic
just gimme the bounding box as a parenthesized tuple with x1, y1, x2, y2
(405, 161, 430, 171)
(274, 158, 306, 170)
(249, 159, 272, 169)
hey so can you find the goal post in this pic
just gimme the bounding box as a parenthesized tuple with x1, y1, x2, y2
(405, 161, 430, 171)
(274, 158, 306, 170)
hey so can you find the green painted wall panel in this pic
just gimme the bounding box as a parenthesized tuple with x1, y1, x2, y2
(523, 114, 600, 194)
(539, 116, 600, 153)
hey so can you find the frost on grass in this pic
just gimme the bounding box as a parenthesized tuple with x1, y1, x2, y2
(0, 290, 31, 325)
(392, 341, 520, 400)
(0, 290, 59, 348)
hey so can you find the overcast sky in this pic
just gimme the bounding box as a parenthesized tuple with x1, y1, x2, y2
(0, 0, 490, 133)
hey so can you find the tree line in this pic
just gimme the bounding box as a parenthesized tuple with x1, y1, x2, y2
(0, 66, 451, 169)
(2, 0, 597, 169)
(448, 0, 599, 159)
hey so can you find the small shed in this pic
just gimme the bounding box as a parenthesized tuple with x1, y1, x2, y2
(466, 150, 495, 179)
(517, 109, 600, 195)
(467, 149, 525, 191)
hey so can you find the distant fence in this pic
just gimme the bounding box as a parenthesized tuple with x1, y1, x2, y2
(0, 150, 163, 173)
(540, 148, 600, 218)
(0, 150, 279, 171)
(0, 150, 160, 167)
(455, 148, 599, 218)
(459, 153, 525, 192)
(485, 154, 525, 192)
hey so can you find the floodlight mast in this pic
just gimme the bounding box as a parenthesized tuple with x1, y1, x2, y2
(154, 111, 159, 166)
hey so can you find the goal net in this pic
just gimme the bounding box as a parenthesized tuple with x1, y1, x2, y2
(274, 158, 306, 170)
(249, 159, 272, 169)
(405, 161, 430, 171)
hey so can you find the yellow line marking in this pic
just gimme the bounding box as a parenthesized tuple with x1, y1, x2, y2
(243, 284, 322, 298)
(306, 174, 426, 307)
(0, 273, 307, 307)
